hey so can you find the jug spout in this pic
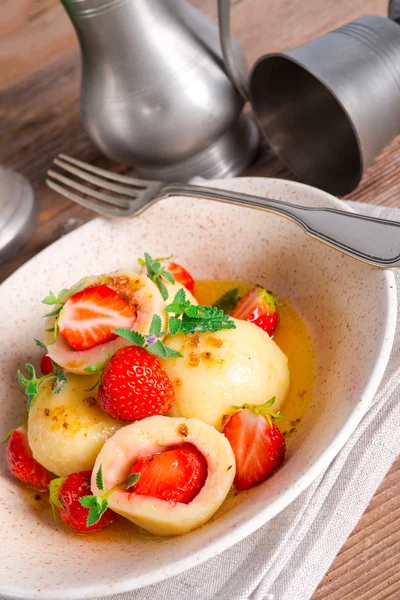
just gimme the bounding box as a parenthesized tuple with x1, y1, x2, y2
(61, 0, 259, 180)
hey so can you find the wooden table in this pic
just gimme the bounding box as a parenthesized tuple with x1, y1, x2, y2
(1, 1, 399, 598)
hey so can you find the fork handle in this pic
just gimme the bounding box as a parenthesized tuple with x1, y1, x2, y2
(161, 183, 400, 268)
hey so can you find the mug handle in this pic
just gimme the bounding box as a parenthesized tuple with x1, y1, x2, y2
(217, 0, 250, 100)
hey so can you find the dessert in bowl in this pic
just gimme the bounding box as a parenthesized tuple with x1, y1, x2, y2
(0, 178, 395, 599)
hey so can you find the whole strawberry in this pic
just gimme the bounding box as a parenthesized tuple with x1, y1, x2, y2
(98, 346, 175, 421)
(6, 426, 53, 491)
(223, 399, 286, 490)
(231, 287, 279, 337)
(50, 470, 119, 532)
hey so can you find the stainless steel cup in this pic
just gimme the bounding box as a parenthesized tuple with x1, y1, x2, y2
(249, 15, 400, 195)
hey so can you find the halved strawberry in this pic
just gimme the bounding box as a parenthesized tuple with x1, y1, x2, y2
(167, 262, 195, 293)
(231, 287, 279, 337)
(58, 284, 136, 351)
(6, 426, 53, 491)
(223, 400, 286, 490)
(40, 354, 54, 375)
(130, 442, 207, 503)
(50, 471, 119, 532)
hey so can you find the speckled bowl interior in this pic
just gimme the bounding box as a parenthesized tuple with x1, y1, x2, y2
(0, 178, 396, 599)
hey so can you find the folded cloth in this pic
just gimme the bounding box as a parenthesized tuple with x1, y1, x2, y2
(4, 202, 397, 600)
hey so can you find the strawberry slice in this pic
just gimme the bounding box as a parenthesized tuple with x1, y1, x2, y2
(231, 287, 279, 337)
(129, 442, 207, 503)
(58, 284, 136, 351)
(167, 262, 195, 293)
(40, 354, 54, 375)
(223, 400, 286, 490)
(6, 426, 53, 491)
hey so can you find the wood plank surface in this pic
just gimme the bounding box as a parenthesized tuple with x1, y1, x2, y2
(0, 1, 399, 598)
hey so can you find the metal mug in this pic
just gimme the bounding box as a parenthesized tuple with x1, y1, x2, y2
(219, 2, 400, 195)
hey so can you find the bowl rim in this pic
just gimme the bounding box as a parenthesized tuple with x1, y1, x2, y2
(0, 177, 397, 599)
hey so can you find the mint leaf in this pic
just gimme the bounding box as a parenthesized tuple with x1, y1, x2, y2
(43, 306, 63, 318)
(96, 464, 105, 491)
(149, 314, 162, 336)
(163, 271, 175, 285)
(147, 340, 168, 358)
(79, 495, 109, 527)
(42, 291, 60, 305)
(214, 288, 240, 313)
(79, 495, 98, 509)
(163, 346, 183, 359)
(126, 472, 140, 489)
(168, 316, 181, 336)
(180, 306, 236, 335)
(141, 252, 174, 300)
(113, 328, 146, 347)
(137, 257, 145, 267)
(26, 364, 35, 379)
(34, 338, 47, 350)
(17, 371, 29, 386)
(158, 279, 169, 301)
(173, 288, 186, 306)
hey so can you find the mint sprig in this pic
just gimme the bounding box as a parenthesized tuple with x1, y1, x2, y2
(78, 465, 140, 527)
(140, 252, 175, 301)
(165, 289, 236, 335)
(18, 361, 67, 411)
(114, 314, 183, 359)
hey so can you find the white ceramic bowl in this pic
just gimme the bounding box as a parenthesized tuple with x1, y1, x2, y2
(0, 178, 396, 599)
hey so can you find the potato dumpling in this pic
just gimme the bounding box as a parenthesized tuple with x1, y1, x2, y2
(160, 318, 289, 430)
(91, 416, 235, 536)
(28, 374, 121, 477)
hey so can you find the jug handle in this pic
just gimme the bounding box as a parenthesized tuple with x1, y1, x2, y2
(217, 0, 250, 100)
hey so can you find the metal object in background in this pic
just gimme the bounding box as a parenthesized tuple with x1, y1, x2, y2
(47, 154, 400, 269)
(218, 2, 400, 195)
(389, 0, 400, 23)
(60, 0, 259, 182)
(0, 166, 37, 265)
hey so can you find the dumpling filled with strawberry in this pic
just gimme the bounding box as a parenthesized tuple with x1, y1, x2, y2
(43, 269, 196, 374)
(90, 416, 235, 536)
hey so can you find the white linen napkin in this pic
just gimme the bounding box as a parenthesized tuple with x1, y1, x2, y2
(98, 201, 400, 600)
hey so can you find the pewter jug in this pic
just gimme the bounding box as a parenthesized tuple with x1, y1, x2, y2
(61, 0, 259, 181)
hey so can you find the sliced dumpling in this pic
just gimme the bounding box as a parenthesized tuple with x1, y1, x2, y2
(159, 318, 290, 430)
(91, 416, 235, 536)
(28, 374, 121, 477)
(45, 271, 166, 374)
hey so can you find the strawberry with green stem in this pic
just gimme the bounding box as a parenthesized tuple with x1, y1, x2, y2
(50, 466, 139, 530)
(231, 287, 280, 337)
(223, 397, 286, 491)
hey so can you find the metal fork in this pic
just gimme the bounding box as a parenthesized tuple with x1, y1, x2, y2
(46, 154, 400, 269)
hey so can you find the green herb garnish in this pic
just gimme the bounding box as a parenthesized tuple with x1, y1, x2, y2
(18, 361, 67, 411)
(139, 253, 175, 301)
(214, 288, 240, 314)
(78, 465, 140, 526)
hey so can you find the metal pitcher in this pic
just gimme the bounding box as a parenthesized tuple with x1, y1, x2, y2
(61, 0, 259, 181)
